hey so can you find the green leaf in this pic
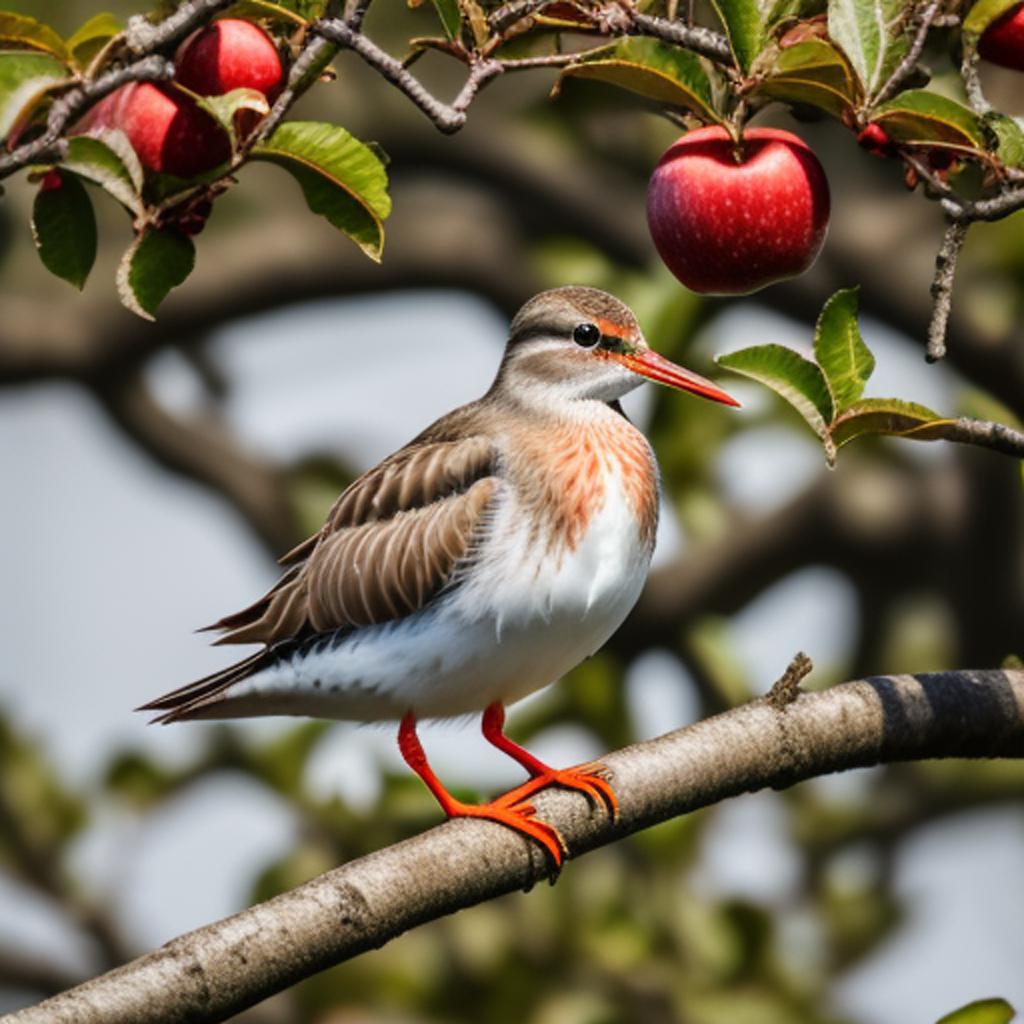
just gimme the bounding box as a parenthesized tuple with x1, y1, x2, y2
(813, 287, 874, 410)
(0, 13, 69, 61)
(64, 131, 144, 214)
(196, 86, 270, 147)
(711, 0, 768, 74)
(872, 90, 987, 150)
(31, 170, 97, 290)
(827, 0, 906, 98)
(116, 228, 196, 320)
(963, 0, 1020, 37)
(552, 38, 718, 122)
(717, 344, 834, 437)
(66, 12, 121, 69)
(252, 121, 391, 261)
(936, 997, 1016, 1024)
(989, 113, 1024, 168)
(0, 50, 69, 141)
(420, 0, 462, 40)
(757, 39, 859, 116)
(830, 397, 955, 450)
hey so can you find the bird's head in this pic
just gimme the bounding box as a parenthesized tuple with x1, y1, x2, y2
(496, 286, 739, 408)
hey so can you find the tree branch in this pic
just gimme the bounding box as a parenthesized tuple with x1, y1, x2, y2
(8, 669, 1024, 1024)
(873, 0, 941, 106)
(926, 217, 969, 362)
(945, 417, 1024, 457)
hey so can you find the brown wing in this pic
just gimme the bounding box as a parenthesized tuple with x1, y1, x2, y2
(207, 435, 498, 646)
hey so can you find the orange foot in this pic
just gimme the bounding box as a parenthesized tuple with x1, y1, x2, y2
(443, 794, 568, 867)
(499, 762, 619, 822)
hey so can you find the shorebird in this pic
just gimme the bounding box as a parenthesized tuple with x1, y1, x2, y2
(141, 286, 738, 866)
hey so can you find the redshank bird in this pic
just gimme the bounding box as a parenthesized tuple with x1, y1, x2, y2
(141, 286, 738, 865)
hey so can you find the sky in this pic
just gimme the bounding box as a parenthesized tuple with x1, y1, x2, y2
(1, 290, 1021, 1021)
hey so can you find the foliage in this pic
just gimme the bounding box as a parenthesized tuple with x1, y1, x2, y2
(717, 288, 963, 465)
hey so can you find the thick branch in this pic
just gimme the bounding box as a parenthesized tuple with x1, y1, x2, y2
(9, 669, 1024, 1024)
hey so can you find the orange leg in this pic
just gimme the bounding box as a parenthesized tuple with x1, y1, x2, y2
(398, 712, 567, 867)
(480, 702, 619, 821)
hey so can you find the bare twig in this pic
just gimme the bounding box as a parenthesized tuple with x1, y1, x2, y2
(766, 652, 813, 709)
(945, 417, 1024, 458)
(926, 218, 969, 362)
(8, 669, 1024, 1024)
(489, 0, 553, 34)
(960, 42, 992, 116)
(874, 1, 941, 106)
(254, 35, 336, 145)
(628, 12, 733, 65)
(315, 18, 502, 134)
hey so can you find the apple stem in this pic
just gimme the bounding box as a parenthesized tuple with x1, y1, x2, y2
(724, 106, 747, 162)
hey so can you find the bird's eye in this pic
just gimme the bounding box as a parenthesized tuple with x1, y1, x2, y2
(573, 323, 601, 348)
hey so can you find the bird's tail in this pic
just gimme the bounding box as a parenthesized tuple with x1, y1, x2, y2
(137, 649, 274, 724)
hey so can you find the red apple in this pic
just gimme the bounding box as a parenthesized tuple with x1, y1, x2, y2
(75, 83, 230, 178)
(39, 169, 64, 192)
(978, 3, 1024, 70)
(175, 19, 283, 99)
(646, 125, 830, 295)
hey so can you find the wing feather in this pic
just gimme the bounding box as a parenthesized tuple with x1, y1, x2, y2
(206, 434, 498, 646)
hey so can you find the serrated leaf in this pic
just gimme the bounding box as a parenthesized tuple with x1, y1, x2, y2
(0, 13, 69, 61)
(223, 1, 310, 25)
(31, 170, 97, 290)
(66, 13, 121, 69)
(830, 397, 954, 449)
(873, 90, 987, 150)
(253, 121, 390, 260)
(711, 0, 769, 74)
(827, 0, 906, 97)
(0, 51, 68, 141)
(553, 38, 718, 122)
(718, 344, 834, 437)
(758, 39, 859, 115)
(963, 0, 1020, 37)
(116, 229, 195, 320)
(989, 113, 1024, 167)
(64, 132, 143, 214)
(936, 997, 1016, 1024)
(813, 287, 874, 410)
(197, 87, 270, 147)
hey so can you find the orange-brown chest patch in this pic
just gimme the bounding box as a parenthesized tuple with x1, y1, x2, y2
(514, 415, 659, 555)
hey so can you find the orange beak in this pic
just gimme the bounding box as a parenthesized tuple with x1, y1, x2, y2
(604, 348, 740, 407)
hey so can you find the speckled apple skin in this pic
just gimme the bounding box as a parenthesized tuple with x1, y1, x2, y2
(646, 125, 830, 295)
(76, 83, 230, 178)
(175, 19, 284, 99)
(978, 3, 1024, 70)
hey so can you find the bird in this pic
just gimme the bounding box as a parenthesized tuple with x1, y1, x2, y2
(140, 286, 739, 867)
